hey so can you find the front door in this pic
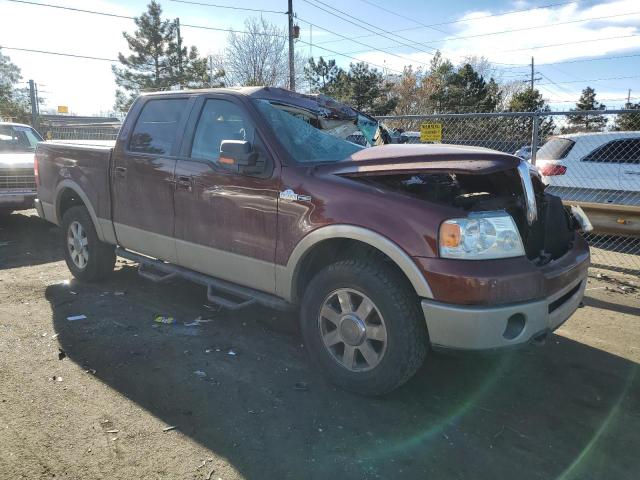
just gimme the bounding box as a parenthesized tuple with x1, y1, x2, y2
(112, 97, 191, 263)
(173, 96, 280, 294)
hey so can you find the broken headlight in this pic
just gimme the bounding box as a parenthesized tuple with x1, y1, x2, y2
(439, 211, 525, 260)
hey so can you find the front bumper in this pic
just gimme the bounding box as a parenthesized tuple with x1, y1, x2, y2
(0, 191, 36, 210)
(421, 273, 587, 351)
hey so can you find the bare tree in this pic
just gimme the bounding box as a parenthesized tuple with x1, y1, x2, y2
(213, 17, 286, 87)
(212, 17, 306, 90)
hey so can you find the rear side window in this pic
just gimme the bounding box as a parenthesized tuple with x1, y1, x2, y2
(129, 99, 188, 155)
(583, 138, 640, 164)
(537, 137, 575, 160)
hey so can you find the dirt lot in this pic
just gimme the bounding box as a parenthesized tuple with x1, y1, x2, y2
(1, 211, 639, 480)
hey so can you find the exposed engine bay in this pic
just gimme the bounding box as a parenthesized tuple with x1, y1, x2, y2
(351, 168, 579, 264)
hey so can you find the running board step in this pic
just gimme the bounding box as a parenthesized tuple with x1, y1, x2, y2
(138, 261, 178, 283)
(116, 247, 293, 311)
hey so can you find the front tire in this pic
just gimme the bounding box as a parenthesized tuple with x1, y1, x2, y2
(61, 206, 115, 282)
(300, 259, 428, 396)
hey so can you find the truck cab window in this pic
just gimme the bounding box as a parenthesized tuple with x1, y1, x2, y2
(190, 99, 255, 164)
(129, 99, 188, 155)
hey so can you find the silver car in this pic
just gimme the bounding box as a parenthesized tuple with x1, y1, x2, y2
(0, 122, 42, 215)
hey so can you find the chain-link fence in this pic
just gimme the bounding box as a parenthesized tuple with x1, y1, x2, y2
(43, 124, 120, 141)
(378, 109, 640, 273)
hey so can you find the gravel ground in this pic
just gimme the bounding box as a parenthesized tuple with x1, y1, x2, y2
(1, 211, 639, 480)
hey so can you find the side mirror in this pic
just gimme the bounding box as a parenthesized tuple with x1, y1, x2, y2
(219, 140, 260, 173)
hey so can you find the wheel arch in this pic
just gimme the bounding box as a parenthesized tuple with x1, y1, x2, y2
(54, 180, 106, 241)
(277, 225, 434, 303)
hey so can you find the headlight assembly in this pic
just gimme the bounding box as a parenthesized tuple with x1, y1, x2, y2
(439, 211, 525, 260)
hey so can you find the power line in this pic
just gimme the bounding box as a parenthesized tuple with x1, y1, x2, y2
(503, 33, 640, 53)
(1, 46, 118, 62)
(356, 0, 450, 35)
(6, 0, 286, 37)
(422, 11, 639, 46)
(168, 0, 286, 14)
(296, 16, 431, 68)
(302, 0, 437, 56)
(537, 74, 640, 85)
(337, 10, 639, 54)
(498, 52, 640, 70)
(316, 0, 580, 46)
(296, 39, 403, 74)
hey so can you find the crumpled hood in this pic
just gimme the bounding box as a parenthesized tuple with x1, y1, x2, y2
(316, 144, 521, 177)
(0, 152, 34, 169)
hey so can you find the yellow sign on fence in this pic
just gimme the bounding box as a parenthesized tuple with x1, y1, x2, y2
(57, 105, 69, 114)
(420, 122, 442, 142)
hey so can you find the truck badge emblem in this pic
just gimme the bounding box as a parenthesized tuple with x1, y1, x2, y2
(279, 189, 311, 202)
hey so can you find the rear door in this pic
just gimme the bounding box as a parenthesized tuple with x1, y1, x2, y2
(111, 96, 192, 262)
(172, 95, 280, 294)
(577, 139, 623, 202)
(618, 138, 640, 201)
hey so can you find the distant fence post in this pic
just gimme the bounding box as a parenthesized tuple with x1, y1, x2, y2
(530, 112, 540, 166)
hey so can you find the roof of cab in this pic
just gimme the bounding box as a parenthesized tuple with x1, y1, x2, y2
(140, 87, 369, 121)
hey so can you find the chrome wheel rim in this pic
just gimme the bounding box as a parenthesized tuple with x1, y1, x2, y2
(318, 288, 388, 372)
(67, 221, 89, 269)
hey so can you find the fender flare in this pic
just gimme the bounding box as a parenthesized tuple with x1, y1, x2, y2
(276, 225, 434, 302)
(54, 180, 106, 241)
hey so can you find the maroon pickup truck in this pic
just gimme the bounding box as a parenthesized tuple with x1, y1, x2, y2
(35, 87, 590, 395)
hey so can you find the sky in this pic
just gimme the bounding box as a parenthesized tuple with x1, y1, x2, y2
(1, 0, 639, 115)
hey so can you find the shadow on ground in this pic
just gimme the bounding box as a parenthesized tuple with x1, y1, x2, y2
(45, 267, 640, 480)
(0, 211, 63, 269)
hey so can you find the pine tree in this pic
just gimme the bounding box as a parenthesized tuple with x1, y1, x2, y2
(564, 87, 607, 133)
(614, 102, 640, 131)
(507, 88, 555, 139)
(305, 57, 340, 93)
(112, 1, 211, 112)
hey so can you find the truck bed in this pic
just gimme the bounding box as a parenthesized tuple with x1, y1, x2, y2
(36, 140, 114, 228)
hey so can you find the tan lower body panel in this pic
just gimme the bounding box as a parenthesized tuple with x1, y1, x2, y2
(112, 222, 276, 295)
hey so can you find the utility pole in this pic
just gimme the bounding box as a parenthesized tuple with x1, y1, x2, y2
(176, 17, 183, 89)
(530, 56, 535, 91)
(627, 89, 632, 107)
(288, 0, 295, 91)
(28, 80, 38, 128)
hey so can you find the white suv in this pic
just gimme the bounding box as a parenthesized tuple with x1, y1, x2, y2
(536, 131, 640, 204)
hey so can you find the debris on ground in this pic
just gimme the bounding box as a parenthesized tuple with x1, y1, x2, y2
(51, 376, 63, 382)
(113, 291, 126, 296)
(592, 272, 637, 294)
(293, 382, 309, 391)
(154, 315, 175, 324)
(194, 370, 207, 378)
(66, 314, 87, 321)
(184, 316, 214, 327)
(206, 468, 215, 480)
(162, 426, 177, 432)
(227, 349, 237, 356)
(58, 349, 66, 360)
(85, 369, 97, 375)
(106, 429, 119, 433)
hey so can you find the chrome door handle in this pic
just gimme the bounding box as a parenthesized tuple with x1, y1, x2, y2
(176, 175, 192, 191)
(114, 166, 126, 178)
(623, 170, 640, 175)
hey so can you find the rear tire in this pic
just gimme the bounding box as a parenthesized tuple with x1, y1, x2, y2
(61, 206, 115, 282)
(300, 258, 428, 396)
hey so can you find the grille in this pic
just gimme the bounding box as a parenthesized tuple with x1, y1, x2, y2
(0, 168, 36, 191)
